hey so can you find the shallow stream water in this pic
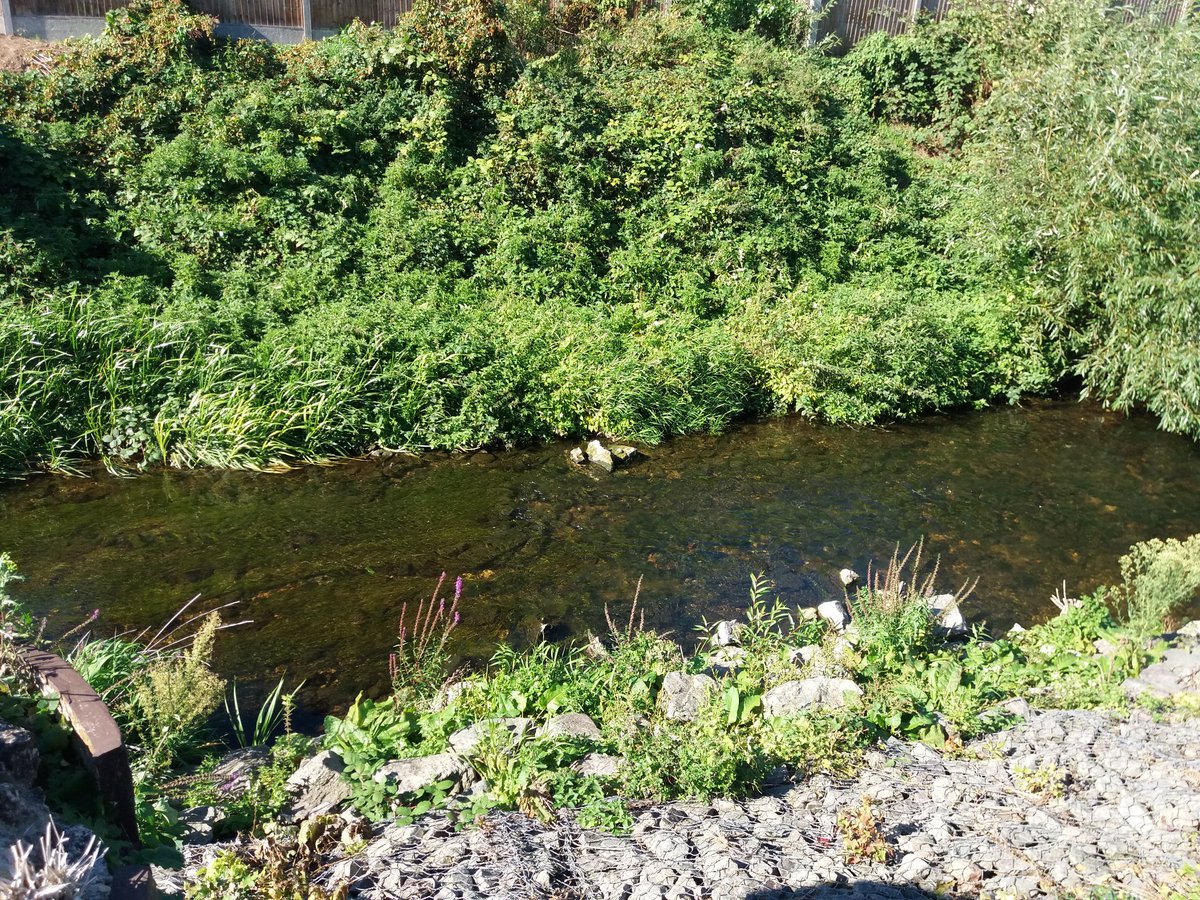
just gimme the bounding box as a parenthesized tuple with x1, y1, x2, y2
(1, 399, 1198, 714)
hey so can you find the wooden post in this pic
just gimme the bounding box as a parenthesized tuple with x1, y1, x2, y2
(0, 0, 13, 38)
(909, 0, 923, 26)
(301, 0, 312, 40)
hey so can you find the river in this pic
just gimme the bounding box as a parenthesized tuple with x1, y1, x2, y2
(1, 399, 1197, 714)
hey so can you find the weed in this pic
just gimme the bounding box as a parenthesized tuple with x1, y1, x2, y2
(391, 573, 463, 706)
(1013, 762, 1067, 801)
(837, 796, 891, 864)
(225, 676, 305, 748)
(1114, 535, 1200, 639)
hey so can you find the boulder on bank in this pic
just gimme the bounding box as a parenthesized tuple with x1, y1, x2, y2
(660, 672, 718, 721)
(448, 718, 532, 758)
(763, 677, 863, 718)
(283, 749, 353, 822)
(209, 746, 271, 799)
(0, 721, 39, 787)
(1123, 645, 1200, 701)
(927, 593, 968, 636)
(538, 713, 602, 742)
(373, 753, 469, 795)
(572, 753, 623, 778)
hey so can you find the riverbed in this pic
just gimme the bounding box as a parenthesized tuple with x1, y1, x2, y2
(1, 399, 1197, 713)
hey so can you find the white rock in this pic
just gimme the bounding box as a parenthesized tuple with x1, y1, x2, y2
(707, 646, 747, 674)
(928, 593, 967, 635)
(585, 439, 613, 472)
(839, 568, 860, 587)
(788, 645, 820, 666)
(713, 620, 739, 647)
(283, 750, 353, 822)
(448, 718, 532, 757)
(816, 600, 849, 632)
(373, 753, 467, 795)
(572, 753, 623, 778)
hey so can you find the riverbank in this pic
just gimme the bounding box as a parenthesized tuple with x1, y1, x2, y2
(146, 536, 1200, 899)
(3, 535, 1200, 896)
(4, 0, 1200, 476)
(171, 705, 1200, 899)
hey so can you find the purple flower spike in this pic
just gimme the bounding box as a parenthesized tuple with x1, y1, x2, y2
(455, 576, 463, 601)
(453, 611, 460, 626)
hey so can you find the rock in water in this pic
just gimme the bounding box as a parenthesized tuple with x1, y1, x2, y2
(839, 568, 861, 587)
(569, 447, 587, 464)
(586, 439, 614, 472)
(609, 445, 637, 462)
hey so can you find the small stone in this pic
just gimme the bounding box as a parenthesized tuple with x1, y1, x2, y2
(572, 753, 623, 778)
(448, 718, 532, 757)
(789, 645, 820, 667)
(839, 568, 860, 587)
(706, 646, 747, 674)
(713, 620, 739, 647)
(569, 447, 587, 464)
(610, 445, 638, 462)
(373, 753, 467, 795)
(283, 750, 352, 822)
(1002, 697, 1032, 718)
(0, 723, 39, 787)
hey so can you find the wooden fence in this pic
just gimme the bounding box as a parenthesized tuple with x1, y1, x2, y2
(0, 0, 1195, 48)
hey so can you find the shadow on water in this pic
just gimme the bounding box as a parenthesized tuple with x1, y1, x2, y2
(1, 399, 1198, 714)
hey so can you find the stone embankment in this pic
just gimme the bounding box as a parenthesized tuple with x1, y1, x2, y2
(176, 705, 1200, 899)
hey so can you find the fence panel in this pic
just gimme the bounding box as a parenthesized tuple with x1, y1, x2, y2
(7, 0, 1194, 46)
(190, 0, 301, 26)
(11, 0, 122, 18)
(823, 0, 912, 47)
(311, 0, 410, 30)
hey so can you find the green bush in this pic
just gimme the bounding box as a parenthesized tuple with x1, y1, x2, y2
(2, 0, 1198, 474)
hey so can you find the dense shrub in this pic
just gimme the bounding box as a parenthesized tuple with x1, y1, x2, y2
(0, 0, 1196, 472)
